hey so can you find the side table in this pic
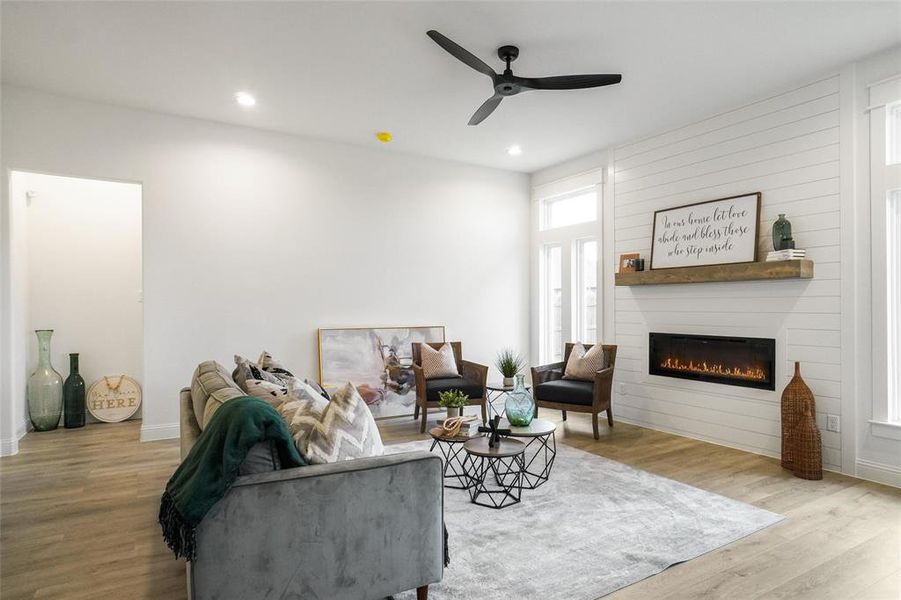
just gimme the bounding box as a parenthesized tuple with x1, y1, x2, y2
(496, 418, 557, 489)
(428, 427, 475, 489)
(462, 436, 525, 509)
(485, 381, 532, 419)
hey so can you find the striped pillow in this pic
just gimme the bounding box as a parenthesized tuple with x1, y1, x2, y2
(421, 343, 460, 379)
(563, 343, 607, 382)
(296, 383, 384, 464)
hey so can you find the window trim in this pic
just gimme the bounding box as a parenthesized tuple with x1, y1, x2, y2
(539, 186, 598, 231)
(869, 77, 901, 428)
(574, 237, 599, 345)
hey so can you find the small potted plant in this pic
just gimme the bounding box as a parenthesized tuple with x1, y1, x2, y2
(438, 389, 469, 418)
(496, 349, 525, 387)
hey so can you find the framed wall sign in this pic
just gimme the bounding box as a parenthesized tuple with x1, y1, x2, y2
(87, 375, 142, 422)
(650, 192, 761, 270)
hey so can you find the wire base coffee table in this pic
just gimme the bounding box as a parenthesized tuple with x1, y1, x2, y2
(428, 427, 477, 489)
(493, 418, 557, 489)
(462, 436, 526, 509)
(485, 381, 532, 419)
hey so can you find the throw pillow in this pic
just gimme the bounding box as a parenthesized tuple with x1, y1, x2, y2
(563, 343, 607, 382)
(304, 378, 330, 401)
(277, 390, 330, 452)
(420, 343, 460, 379)
(257, 350, 294, 377)
(233, 354, 282, 391)
(300, 382, 384, 464)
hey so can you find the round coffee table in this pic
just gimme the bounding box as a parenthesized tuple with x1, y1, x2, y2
(486, 381, 532, 418)
(428, 427, 477, 489)
(462, 436, 525, 509)
(497, 418, 557, 489)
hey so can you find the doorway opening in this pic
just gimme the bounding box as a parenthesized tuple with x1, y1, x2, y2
(9, 170, 143, 435)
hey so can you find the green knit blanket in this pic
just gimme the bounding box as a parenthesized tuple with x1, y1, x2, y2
(159, 396, 305, 560)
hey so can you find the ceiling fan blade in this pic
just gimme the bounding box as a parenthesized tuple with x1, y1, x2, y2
(468, 95, 503, 126)
(517, 74, 622, 90)
(427, 30, 497, 79)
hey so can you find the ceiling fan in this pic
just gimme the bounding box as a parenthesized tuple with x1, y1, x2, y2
(427, 30, 622, 126)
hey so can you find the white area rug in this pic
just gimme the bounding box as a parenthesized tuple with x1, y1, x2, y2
(390, 439, 783, 600)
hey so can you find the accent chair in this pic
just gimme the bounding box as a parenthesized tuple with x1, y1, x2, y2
(412, 341, 488, 433)
(531, 343, 617, 440)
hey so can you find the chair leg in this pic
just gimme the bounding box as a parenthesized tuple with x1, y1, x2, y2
(420, 403, 428, 434)
(592, 412, 600, 440)
(417, 585, 429, 600)
(562, 410, 567, 421)
(607, 405, 614, 427)
(480, 401, 487, 424)
(413, 402, 420, 420)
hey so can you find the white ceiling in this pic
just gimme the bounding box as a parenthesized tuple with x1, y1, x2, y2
(2, 1, 899, 173)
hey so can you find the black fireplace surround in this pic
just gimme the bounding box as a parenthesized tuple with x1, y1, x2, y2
(649, 332, 776, 391)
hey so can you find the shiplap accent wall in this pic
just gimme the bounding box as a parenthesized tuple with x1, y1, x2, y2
(611, 75, 843, 470)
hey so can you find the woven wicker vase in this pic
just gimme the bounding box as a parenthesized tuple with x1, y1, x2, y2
(791, 396, 823, 480)
(781, 361, 814, 470)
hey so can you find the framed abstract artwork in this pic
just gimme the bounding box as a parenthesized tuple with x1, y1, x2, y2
(318, 325, 446, 419)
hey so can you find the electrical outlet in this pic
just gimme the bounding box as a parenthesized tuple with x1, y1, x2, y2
(826, 414, 840, 433)
(618, 382, 626, 395)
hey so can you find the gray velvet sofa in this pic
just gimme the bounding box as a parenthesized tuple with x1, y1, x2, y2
(178, 364, 444, 600)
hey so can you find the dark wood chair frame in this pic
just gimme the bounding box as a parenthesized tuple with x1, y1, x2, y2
(412, 341, 489, 434)
(531, 343, 618, 440)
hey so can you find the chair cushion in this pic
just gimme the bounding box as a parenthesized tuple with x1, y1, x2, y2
(421, 343, 460, 379)
(425, 377, 483, 402)
(535, 379, 595, 406)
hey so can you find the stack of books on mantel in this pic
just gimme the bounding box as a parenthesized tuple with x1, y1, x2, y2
(766, 249, 806, 261)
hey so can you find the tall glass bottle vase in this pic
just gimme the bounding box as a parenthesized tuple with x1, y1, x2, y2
(504, 374, 535, 427)
(64, 353, 86, 429)
(27, 330, 63, 431)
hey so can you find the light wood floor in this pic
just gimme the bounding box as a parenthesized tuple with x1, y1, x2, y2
(1, 412, 899, 599)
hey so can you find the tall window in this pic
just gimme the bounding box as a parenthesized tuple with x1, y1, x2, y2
(541, 244, 563, 363)
(534, 172, 603, 364)
(576, 239, 598, 344)
(870, 83, 901, 425)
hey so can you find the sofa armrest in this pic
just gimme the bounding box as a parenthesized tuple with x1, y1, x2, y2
(190, 451, 444, 600)
(180, 387, 201, 460)
(460, 360, 488, 389)
(531, 362, 564, 385)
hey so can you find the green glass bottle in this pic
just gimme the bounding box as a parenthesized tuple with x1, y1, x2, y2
(772, 214, 792, 251)
(27, 329, 63, 431)
(63, 353, 86, 429)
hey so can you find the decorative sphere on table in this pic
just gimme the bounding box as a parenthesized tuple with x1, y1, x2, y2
(504, 374, 535, 426)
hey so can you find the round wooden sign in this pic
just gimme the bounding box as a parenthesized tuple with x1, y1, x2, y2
(87, 375, 142, 423)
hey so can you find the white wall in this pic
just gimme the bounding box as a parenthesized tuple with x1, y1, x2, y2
(609, 74, 845, 471)
(1, 86, 530, 445)
(532, 47, 901, 487)
(12, 171, 143, 426)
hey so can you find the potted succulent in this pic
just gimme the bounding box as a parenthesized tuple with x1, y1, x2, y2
(438, 389, 469, 418)
(496, 349, 525, 387)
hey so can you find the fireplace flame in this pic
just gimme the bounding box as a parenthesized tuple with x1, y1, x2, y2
(659, 357, 767, 381)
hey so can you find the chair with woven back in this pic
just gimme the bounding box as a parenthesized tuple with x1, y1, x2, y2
(412, 342, 488, 434)
(531, 342, 617, 440)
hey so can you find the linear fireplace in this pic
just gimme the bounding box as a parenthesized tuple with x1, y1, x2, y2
(649, 332, 776, 391)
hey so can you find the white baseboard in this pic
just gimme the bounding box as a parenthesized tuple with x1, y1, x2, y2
(140, 422, 180, 442)
(855, 459, 901, 488)
(0, 420, 29, 457)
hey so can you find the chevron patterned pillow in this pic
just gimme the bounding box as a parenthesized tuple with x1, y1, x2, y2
(563, 343, 608, 382)
(293, 383, 384, 464)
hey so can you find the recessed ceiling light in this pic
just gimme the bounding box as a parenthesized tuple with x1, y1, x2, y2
(235, 92, 256, 107)
(506, 144, 522, 156)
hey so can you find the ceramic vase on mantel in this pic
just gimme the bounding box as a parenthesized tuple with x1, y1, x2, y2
(27, 329, 63, 432)
(780, 361, 815, 471)
(772, 214, 793, 251)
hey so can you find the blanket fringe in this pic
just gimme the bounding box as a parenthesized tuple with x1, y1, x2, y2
(159, 490, 196, 561)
